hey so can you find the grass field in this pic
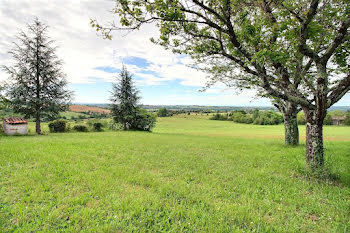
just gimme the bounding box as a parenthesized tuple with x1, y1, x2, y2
(0, 116, 349, 232)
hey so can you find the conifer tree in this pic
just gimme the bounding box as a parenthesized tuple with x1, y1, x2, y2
(110, 66, 140, 130)
(3, 18, 72, 134)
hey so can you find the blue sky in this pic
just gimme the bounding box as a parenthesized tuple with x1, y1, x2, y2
(0, 1, 349, 106)
(68, 57, 274, 106)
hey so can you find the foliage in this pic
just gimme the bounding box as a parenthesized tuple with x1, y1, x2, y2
(297, 112, 306, 125)
(73, 125, 88, 132)
(329, 110, 346, 117)
(209, 113, 228, 121)
(232, 111, 253, 124)
(210, 110, 282, 125)
(252, 111, 283, 125)
(323, 114, 332, 125)
(2, 19, 72, 134)
(93, 122, 104, 132)
(0, 84, 7, 110)
(157, 107, 169, 117)
(108, 120, 123, 131)
(110, 66, 140, 130)
(48, 120, 69, 133)
(129, 108, 156, 131)
(344, 111, 350, 126)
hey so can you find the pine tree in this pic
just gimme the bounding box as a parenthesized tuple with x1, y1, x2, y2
(0, 84, 6, 110)
(2, 18, 72, 134)
(110, 66, 140, 130)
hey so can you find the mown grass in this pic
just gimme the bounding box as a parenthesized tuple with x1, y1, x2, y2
(0, 116, 349, 232)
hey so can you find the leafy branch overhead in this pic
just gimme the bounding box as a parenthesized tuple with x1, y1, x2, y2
(92, 0, 349, 109)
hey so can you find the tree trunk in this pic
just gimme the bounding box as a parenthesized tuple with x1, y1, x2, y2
(123, 122, 127, 130)
(283, 111, 299, 145)
(304, 109, 324, 167)
(35, 114, 41, 135)
(274, 100, 299, 145)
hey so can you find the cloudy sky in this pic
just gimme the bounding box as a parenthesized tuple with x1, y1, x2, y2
(0, 0, 349, 106)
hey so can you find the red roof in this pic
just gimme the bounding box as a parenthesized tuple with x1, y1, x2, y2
(3, 117, 28, 124)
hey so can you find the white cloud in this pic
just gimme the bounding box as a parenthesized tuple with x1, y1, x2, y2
(142, 89, 271, 106)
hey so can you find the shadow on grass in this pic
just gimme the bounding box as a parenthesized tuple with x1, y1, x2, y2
(294, 164, 349, 187)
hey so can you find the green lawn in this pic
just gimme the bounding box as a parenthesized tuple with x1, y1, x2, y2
(0, 116, 349, 232)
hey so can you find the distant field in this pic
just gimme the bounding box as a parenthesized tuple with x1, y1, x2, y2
(0, 116, 349, 232)
(69, 105, 110, 114)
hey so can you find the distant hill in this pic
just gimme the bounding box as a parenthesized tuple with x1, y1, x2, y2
(73, 103, 350, 112)
(69, 105, 110, 114)
(78, 103, 276, 112)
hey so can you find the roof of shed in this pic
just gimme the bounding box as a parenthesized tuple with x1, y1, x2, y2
(3, 117, 28, 124)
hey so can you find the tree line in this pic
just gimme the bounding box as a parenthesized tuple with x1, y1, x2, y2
(210, 110, 284, 125)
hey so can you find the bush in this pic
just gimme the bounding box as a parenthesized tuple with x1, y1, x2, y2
(252, 111, 283, 125)
(344, 111, 350, 126)
(232, 111, 248, 123)
(324, 114, 332, 125)
(297, 112, 305, 125)
(157, 107, 168, 117)
(93, 122, 104, 131)
(73, 125, 88, 132)
(129, 108, 156, 131)
(48, 120, 69, 133)
(209, 113, 228, 121)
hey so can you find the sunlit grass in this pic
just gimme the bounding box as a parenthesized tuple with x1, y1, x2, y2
(0, 116, 349, 232)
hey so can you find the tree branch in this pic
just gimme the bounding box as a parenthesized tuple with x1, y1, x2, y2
(322, 16, 350, 64)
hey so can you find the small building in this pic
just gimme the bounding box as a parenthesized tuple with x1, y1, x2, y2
(2, 117, 28, 135)
(331, 116, 346, 126)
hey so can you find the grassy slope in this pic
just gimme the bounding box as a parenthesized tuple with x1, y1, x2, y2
(0, 116, 349, 232)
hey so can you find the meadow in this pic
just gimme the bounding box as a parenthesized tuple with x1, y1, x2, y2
(0, 115, 349, 232)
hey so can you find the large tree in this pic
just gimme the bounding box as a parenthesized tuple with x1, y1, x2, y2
(110, 66, 140, 130)
(3, 19, 72, 134)
(93, 0, 350, 167)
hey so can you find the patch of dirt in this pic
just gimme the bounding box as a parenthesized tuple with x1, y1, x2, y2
(69, 105, 110, 114)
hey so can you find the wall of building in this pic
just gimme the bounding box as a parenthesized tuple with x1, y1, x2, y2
(3, 123, 28, 135)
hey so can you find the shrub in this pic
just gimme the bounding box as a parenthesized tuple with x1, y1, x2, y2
(344, 111, 350, 126)
(93, 122, 104, 131)
(73, 125, 88, 132)
(252, 111, 283, 125)
(129, 108, 156, 131)
(209, 113, 228, 121)
(297, 112, 305, 125)
(324, 114, 332, 125)
(157, 107, 168, 117)
(48, 120, 68, 133)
